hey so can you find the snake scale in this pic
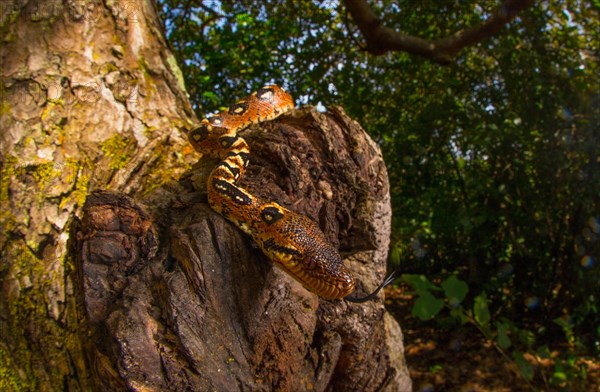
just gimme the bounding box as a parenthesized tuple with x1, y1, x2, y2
(188, 85, 393, 301)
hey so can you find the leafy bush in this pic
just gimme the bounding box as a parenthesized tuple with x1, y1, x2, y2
(402, 273, 596, 388)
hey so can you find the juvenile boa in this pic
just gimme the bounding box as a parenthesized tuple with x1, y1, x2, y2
(188, 85, 393, 301)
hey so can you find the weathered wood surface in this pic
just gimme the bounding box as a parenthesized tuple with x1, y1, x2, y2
(76, 106, 412, 391)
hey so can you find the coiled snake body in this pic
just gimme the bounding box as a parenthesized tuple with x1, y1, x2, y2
(188, 85, 356, 299)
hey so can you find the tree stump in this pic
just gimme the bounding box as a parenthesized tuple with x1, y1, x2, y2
(76, 106, 412, 391)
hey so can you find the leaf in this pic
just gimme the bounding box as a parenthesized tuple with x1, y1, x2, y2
(473, 293, 491, 327)
(513, 352, 535, 381)
(441, 275, 468, 306)
(450, 307, 469, 324)
(201, 91, 219, 105)
(550, 371, 567, 384)
(495, 321, 511, 350)
(412, 291, 444, 321)
(401, 274, 439, 295)
(553, 316, 572, 330)
(429, 364, 443, 373)
(517, 329, 536, 348)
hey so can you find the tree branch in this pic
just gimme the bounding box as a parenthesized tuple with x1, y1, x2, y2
(343, 0, 534, 64)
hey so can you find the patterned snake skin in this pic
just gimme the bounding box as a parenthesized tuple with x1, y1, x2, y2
(188, 85, 356, 299)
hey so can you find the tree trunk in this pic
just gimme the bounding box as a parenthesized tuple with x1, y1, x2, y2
(1, 1, 193, 390)
(76, 106, 412, 391)
(1, 1, 411, 391)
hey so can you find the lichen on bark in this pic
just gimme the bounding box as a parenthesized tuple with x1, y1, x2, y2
(1, 0, 195, 389)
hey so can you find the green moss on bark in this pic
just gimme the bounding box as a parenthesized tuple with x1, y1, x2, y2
(1, 156, 89, 390)
(101, 134, 133, 170)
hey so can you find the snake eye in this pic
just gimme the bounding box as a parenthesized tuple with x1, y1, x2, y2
(189, 123, 210, 143)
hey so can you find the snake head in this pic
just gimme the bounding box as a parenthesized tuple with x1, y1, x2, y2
(298, 248, 356, 300)
(257, 205, 356, 300)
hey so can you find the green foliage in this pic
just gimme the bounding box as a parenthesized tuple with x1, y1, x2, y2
(412, 291, 444, 321)
(402, 273, 594, 387)
(513, 351, 535, 381)
(159, 0, 599, 389)
(401, 273, 440, 295)
(496, 320, 512, 350)
(473, 293, 491, 329)
(441, 275, 469, 305)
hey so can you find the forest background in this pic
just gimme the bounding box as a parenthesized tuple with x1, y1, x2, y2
(159, 1, 599, 390)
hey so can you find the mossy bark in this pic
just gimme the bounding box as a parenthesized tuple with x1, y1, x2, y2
(1, 1, 195, 390)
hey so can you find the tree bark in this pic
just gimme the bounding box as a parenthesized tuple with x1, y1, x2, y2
(1, 1, 411, 391)
(1, 1, 194, 390)
(76, 106, 412, 391)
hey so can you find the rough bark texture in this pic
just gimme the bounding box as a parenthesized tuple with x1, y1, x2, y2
(76, 106, 411, 391)
(1, 1, 194, 390)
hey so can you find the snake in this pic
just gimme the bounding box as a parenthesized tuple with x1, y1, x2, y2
(188, 85, 394, 301)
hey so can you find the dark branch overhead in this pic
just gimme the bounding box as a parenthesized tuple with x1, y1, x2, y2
(343, 0, 534, 64)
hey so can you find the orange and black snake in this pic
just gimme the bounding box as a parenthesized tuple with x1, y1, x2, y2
(188, 85, 394, 301)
